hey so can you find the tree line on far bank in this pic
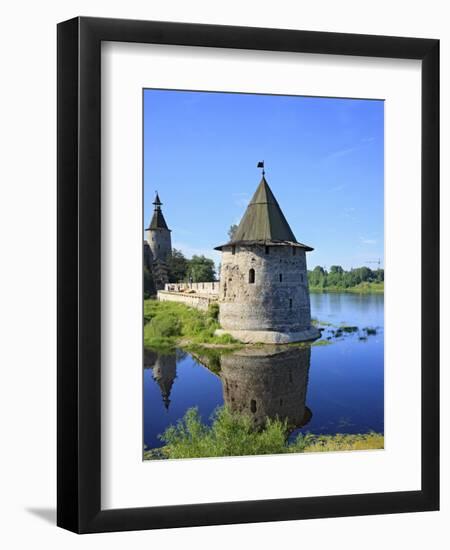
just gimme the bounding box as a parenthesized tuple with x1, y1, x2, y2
(307, 265, 384, 290)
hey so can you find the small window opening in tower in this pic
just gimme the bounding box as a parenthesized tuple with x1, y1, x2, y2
(289, 298, 292, 308)
(158, 244, 160, 250)
(232, 245, 236, 255)
(293, 247, 296, 256)
(248, 268, 255, 284)
(300, 273, 304, 282)
(250, 399, 257, 413)
(265, 245, 269, 254)
(279, 273, 283, 282)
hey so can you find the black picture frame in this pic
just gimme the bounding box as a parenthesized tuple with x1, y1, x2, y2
(57, 16, 439, 533)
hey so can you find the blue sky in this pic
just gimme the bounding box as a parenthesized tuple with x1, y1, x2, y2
(144, 89, 384, 271)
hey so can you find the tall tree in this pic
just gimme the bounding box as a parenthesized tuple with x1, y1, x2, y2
(167, 248, 188, 283)
(228, 224, 238, 241)
(188, 255, 216, 282)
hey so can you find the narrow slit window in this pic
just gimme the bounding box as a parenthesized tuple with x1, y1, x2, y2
(289, 298, 292, 308)
(231, 245, 236, 255)
(300, 273, 304, 282)
(292, 247, 296, 256)
(250, 399, 257, 413)
(265, 245, 269, 254)
(248, 268, 255, 284)
(279, 273, 283, 282)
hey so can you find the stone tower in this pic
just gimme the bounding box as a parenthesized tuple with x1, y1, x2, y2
(145, 192, 172, 290)
(220, 347, 312, 431)
(215, 173, 320, 344)
(146, 192, 172, 262)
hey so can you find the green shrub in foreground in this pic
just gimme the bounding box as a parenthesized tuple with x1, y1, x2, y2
(159, 407, 288, 459)
(149, 406, 384, 460)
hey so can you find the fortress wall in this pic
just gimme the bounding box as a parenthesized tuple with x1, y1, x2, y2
(164, 282, 219, 295)
(157, 290, 218, 311)
(218, 244, 312, 332)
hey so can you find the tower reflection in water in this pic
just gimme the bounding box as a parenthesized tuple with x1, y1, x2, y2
(145, 345, 312, 432)
(220, 347, 312, 430)
(144, 348, 177, 410)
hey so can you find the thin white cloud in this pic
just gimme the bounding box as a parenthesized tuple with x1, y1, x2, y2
(332, 183, 347, 192)
(232, 192, 251, 209)
(342, 207, 356, 219)
(359, 237, 377, 245)
(325, 136, 376, 161)
(325, 146, 360, 161)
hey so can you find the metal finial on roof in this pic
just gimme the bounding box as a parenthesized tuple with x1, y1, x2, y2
(153, 191, 162, 208)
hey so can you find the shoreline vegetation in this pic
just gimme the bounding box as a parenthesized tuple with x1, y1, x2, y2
(144, 300, 380, 353)
(309, 281, 384, 294)
(307, 265, 384, 293)
(144, 406, 384, 460)
(144, 300, 240, 352)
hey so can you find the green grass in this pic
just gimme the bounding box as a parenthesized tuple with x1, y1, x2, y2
(144, 406, 384, 460)
(311, 339, 332, 346)
(310, 281, 384, 294)
(144, 300, 238, 351)
(185, 344, 241, 375)
(294, 432, 384, 452)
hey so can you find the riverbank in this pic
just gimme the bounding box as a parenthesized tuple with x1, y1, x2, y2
(144, 299, 241, 352)
(144, 299, 378, 353)
(144, 406, 384, 460)
(144, 300, 339, 353)
(309, 281, 384, 294)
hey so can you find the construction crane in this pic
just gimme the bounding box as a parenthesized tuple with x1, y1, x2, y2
(366, 259, 382, 269)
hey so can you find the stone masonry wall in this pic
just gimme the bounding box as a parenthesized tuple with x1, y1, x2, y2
(218, 244, 312, 332)
(164, 282, 219, 295)
(146, 227, 172, 262)
(157, 290, 218, 311)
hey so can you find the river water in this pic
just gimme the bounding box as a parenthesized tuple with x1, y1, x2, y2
(144, 293, 384, 450)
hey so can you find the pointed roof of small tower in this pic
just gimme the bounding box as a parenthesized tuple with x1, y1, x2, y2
(146, 192, 170, 231)
(215, 175, 313, 251)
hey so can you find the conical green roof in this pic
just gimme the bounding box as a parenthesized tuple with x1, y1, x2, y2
(215, 176, 313, 251)
(233, 176, 296, 242)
